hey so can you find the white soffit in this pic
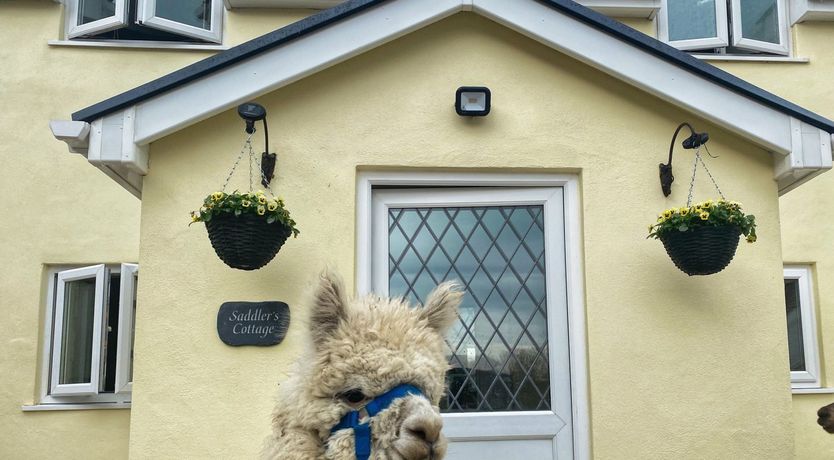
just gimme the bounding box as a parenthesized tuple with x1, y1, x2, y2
(56, 0, 832, 197)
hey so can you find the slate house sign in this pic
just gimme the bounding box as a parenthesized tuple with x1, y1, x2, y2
(217, 301, 290, 346)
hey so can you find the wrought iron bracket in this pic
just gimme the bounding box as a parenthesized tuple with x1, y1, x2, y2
(237, 102, 275, 187)
(660, 122, 709, 197)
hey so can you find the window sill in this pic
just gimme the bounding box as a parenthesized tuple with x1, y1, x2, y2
(22, 402, 131, 412)
(48, 39, 227, 51)
(691, 54, 809, 63)
(792, 387, 834, 394)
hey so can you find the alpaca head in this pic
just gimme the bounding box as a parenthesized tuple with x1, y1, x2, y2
(818, 402, 834, 433)
(310, 270, 462, 459)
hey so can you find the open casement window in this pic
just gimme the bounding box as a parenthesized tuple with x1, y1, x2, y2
(66, 0, 129, 39)
(785, 266, 821, 389)
(660, 0, 789, 55)
(659, 0, 729, 50)
(46, 264, 137, 403)
(115, 263, 138, 394)
(50, 265, 107, 395)
(137, 0, 223, 43)
(371, 187, 574, 459)
(731, 0, 790, 54)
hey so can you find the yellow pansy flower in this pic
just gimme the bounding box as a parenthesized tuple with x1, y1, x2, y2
(699, 211, 709, 220)
(258, 195, 267, 204)
(663, 210, 673, 219)
(679, 207, 690, 216)
(746, 234, 757, 243)
(257, 205, 266, 216)
(242, 200, 251, 208)
(267, 202, 278, 212)
(211, 192, 224, 201)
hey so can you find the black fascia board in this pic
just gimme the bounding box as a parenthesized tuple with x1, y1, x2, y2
(536, 0, 834, 133)
(73, 0, 834, 135)
(71, 0, 387, 122)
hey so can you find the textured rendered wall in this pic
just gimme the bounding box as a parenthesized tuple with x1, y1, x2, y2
(706, 23, 834, 460)
(134, 14, 792, 458)
(0, 2, 312, 458)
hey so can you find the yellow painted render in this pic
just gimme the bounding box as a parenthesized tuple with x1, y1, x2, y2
(135, 13, 792, 458)
(614, 17, 834, 459)
(0, 2, 315, 458)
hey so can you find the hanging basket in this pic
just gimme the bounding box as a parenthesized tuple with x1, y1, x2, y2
(205, 212, 293, 271)
(658, 225, 741, 276)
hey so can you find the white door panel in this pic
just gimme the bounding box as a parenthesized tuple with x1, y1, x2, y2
(371, 187, 573, 458)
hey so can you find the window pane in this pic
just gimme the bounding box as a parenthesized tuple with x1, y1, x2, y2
(78, 0, 116, 25)
(389, 205, 550, 413)
(667, 0, 718, 41)
(155, 0, 212, 30)
(785, 279, 805, 372)
(59, 278, 97, 384)
(740, 0, 780, 44)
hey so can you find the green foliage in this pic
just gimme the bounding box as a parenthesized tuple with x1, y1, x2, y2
(190, 190, 300, 237)
(648, 199, 756, 243)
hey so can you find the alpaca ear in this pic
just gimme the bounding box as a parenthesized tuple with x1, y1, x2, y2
(420, 281, 462, 333)
(310, 269, 348, 346)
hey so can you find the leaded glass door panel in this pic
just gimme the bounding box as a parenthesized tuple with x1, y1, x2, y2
(371, 187, 573, 459)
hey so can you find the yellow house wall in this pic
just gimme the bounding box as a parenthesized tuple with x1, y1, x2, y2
(0, 2, 313, 458)
(134, 13, 792, 458)
(634, 19, 834, 460)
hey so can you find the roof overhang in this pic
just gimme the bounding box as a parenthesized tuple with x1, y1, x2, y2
(51, 0, 834, 198)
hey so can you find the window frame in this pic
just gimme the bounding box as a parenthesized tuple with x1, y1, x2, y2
(115, 263, 138, 394)
(659, 0, 791, 56)
(730, 0, 790, 55)
(49, 265, 107, 396)
(657, 0, 730, 51)
(65, 0, 129, 39)
(137, 0, 224, 43)
(38, 264, 137, 407)
(784, 265, 821, 389)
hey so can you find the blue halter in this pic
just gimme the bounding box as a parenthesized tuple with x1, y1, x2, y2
(330, 384, 424, 460)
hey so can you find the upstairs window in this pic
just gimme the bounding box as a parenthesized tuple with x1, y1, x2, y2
(659, 0, 789, 56)
(42, 264, 138, 406)
(65, 0, 223, 44)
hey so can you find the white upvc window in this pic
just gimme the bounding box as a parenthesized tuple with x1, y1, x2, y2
(66, 0, 129, 39)
(40, 264, 138, 406)
(63, 0, 224, 44)
(137, 0, 224, 43)
(784, 266, 821, 389)
(659, 0, 790, 56)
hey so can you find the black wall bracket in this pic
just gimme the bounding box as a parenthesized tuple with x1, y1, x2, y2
(659, 122, 709, 197)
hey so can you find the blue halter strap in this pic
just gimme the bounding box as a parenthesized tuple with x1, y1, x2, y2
(330, 384, 424, 460)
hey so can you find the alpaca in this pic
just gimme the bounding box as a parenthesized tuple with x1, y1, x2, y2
(818, 402, 834, 433)
(262, 270, 462, 460)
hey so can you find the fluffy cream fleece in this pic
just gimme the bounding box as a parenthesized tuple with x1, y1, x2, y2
(262, 270, 461, 460)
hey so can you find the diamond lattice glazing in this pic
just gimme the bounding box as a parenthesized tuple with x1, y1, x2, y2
(388, 205, 550, 412)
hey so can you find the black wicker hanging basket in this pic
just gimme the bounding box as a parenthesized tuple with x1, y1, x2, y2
(658, 225, 741, 276)
(205, 212, 293, 271)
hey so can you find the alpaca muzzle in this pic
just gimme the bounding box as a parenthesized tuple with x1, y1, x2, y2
(331, 384, 431, 460)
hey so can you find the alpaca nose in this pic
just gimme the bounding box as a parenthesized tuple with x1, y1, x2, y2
(404, 415, 442, 444)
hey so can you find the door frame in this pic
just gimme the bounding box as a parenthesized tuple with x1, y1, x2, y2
(356, 171, 590, 459)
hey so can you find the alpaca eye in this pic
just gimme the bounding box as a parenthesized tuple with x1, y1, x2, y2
(339, 389, 367, 404)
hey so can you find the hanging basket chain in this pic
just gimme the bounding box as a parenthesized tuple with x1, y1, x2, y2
(699, 144, 726, 201)
(686, 148, 700, 207)
(220, 130, 279, 198)
(686, 145, 725, 207)
(222, 132, 254, 193)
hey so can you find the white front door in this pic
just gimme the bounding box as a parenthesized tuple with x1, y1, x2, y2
(370, 187, 574, 459)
